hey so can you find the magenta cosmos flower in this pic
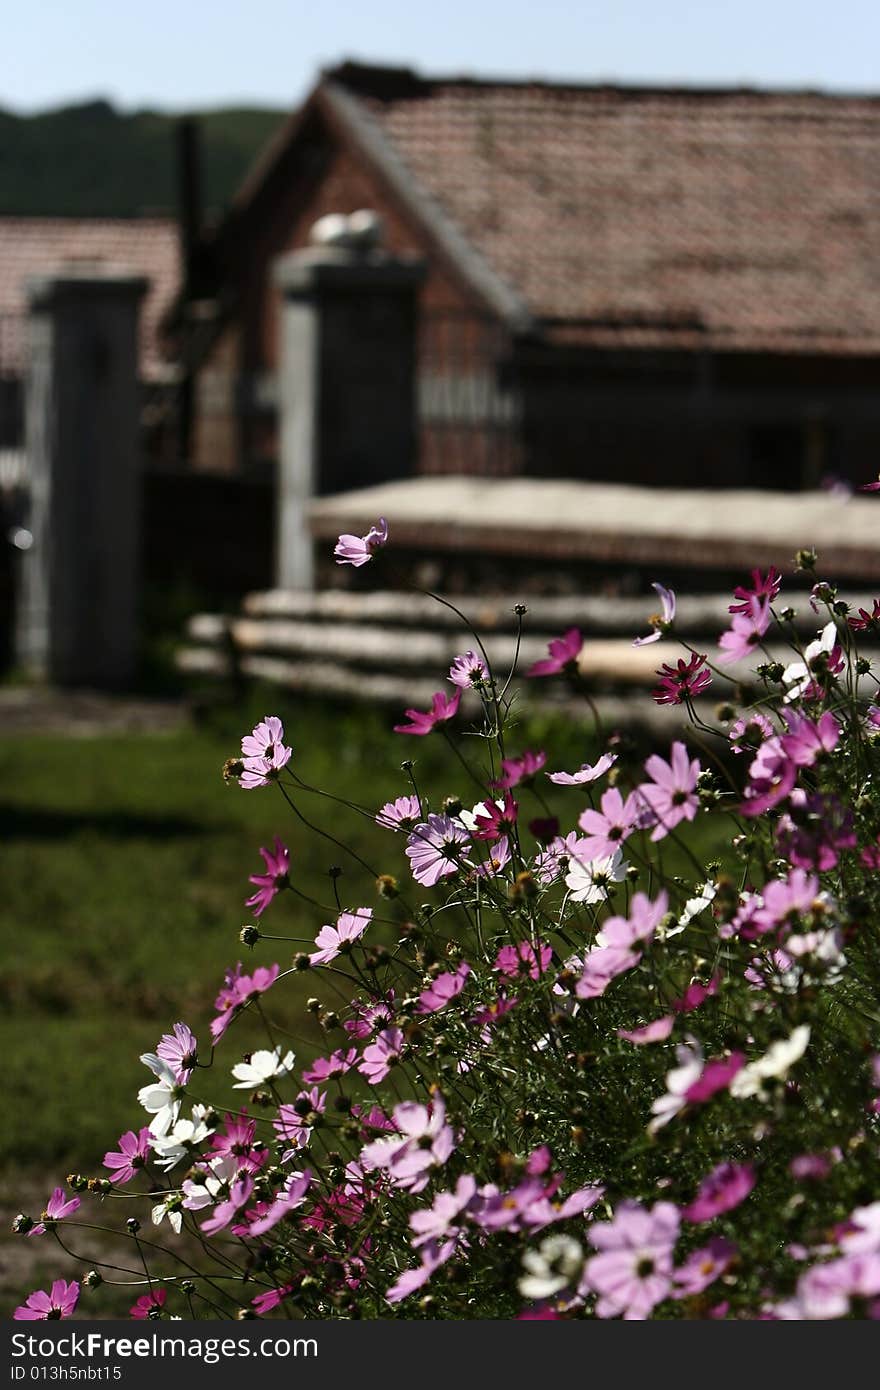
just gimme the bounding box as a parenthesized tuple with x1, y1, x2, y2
(334, 516, 388, 566)
(633, 582, 676, 646)
(130, 1288, 167, 1319)
(583, 1201, 680, 1320)
(683, 1162, 756, 1223)
(636, 741, 701, 840)
(14, 1279, 79, 1320)
(405, 814, 469, 886)
(472, 792, 518, 842)
(245, 835, 290, 916)
(210, 961, 280, 1043)
(310, 907, 372, 965)
(393, 688, 461, 736)
(652, 652, 712, 706)
(527, 627, 583, 677)
(27, 1187, 81, 1237)
(729, 566, 782, 613)
(104, 1126, 152, 1185)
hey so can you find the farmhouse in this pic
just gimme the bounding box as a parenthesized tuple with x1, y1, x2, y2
(167, 60, 880, 492)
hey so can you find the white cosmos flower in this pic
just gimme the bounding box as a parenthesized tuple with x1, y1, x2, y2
(519, 1235, 584, 1300)
(664, 880, 717, 938)
(138, 1053, 185, 1137)
(730, 1025, 811, 1099)
(565, 849, 628, 904)
(782, 623, 839, 703)
(181, 1154, 240, 1211)
(457, 799, 503, 833)
(151, 1198, 183, 1234)
(150, 1105, 215, 1170)
(231, 1047, 296, 1089)
(648, 1040, 704, 1135)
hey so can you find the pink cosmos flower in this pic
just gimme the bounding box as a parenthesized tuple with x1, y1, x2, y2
(405, 814, 469, 886)
(375, 795, 421, 830)
(583, 1201, 680, 1320)
(671, 975, 720, 1012)
(790, 1153, 833, 1182)
(210, 961, 280, 1043)
(775, 790, 856, 871)
(648, 1041, 705, 1133)
(597, 890, 669, 949)
(739, 734, 798, 818)
(634, 582, 676, 646)
(409, 1174, 478, 1246)
(310, 907, 372, 966)
(27, 1187, 81, 1237)
(577, 786, 643, 859)
(780, 710, 841, 766)
(636, 742, 701, 840)
(274, 1090, 327, 1154)
(130, 1288, 167, 1319)
(334, 516, 388, 566)
(14, 1280, 79, 1320)
(728, 712, 774, 753)
(492, 749, 547, 789)
(778, 1254, 880, 1319)
(200, 1176, 254, 1236)
(245, 836, 290, 916)
(360, 1097, 455, 1192)
(155, 1022, 198, 1084)
(618, 1015, 675, 1045)
(343, 994, 394, 1040)
(239, 716, 292, 789)
(576, 943, 642, 1000)
(533, 830, 582, 883)
(386, 1238, 457, 1304)
(472, 792, 518, 842)
(233, 1171, 311, 1237)
(252, 1284, 298, 1314)
(547, 751, 616, 786)
(417, 962, 471, 1014)
(104, 1127, 152, 1185)
(359, 1027, 405, 1084)
(302, 1048, 359, 1083)
(448, 649, 489, 688)
(718, 596, 771, 665)
(495, 940, 552, 980)
(683, 1163, 756, 1222)
(672, 1238, 737, 1297)
(393, 688, 461, 736)
(527, 628, 583, 677)
(652, 653, 712, 705)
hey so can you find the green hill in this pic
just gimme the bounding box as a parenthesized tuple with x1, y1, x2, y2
(0, 99, 288, 218)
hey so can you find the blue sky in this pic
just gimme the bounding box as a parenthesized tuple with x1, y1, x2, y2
(4, 0, 879, 112)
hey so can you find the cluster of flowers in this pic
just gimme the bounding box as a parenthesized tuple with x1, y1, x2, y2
(12, 519, 880, 1320)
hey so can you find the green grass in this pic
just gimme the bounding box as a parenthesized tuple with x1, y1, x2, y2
(2, 695, 734, 1176)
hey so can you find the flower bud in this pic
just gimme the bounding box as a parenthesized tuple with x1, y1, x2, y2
(67, 1174, 88, 1192)
(293, 953, 312, 971)
(442, 796, 463, 818)
(84, 1271, 103, 1289)
(794, 548, 818, 572)
(240, 924, 261, 947)
(126, 1217, 141, 1235)
(306, 997, 321, 1013)
(12, 1214, 33, 1235)
(222, 757, 245, 783)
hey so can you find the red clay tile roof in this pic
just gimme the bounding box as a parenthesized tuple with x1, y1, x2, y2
(0, 217, 180, 377)
(325, 66, 880, 355)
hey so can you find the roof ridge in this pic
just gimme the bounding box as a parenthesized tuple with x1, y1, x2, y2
(324, 58, 880, 104)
